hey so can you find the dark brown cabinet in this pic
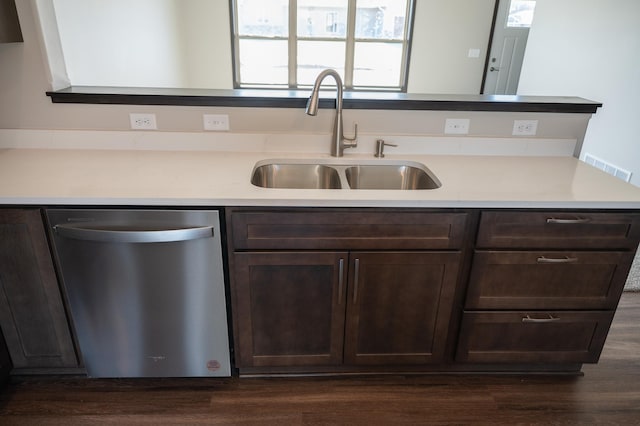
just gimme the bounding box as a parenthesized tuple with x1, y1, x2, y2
(233, 251, 347, 367)
(230, 210, 468, 250)
(228, 208, 469, 374)
(456, 311, 615, 364)
(343, 252, 460, 365)
(230, 208, 640, 375)
(476, 211, 640, 250)
(465, 251, 634, 310)
(0, 328, 10, 386)
(458, 210, 640, 365)
(0, 0, 22, 43)
(0, 209, 77, 371)
(233, 250, 461, 369)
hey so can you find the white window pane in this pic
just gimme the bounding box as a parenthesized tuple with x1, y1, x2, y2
(237, 0, 288, 37)
(355, 0, 407, 40)
(297, 0, 347, 38)
(232, 0, 413, 90)
(239, 40, 288, 85)
(297, 41, 345, 85)
(507, 0, 536, 28)
(353, 42, 402, 87)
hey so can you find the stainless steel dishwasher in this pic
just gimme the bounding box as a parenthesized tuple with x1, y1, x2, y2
(47, 209, 230, 378)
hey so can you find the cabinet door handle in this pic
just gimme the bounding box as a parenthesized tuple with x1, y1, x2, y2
(537, 256, 579, 264)
(546, 217, 591, 224)
(338, 258, 345, 305)
(522, 314, 561, 323)
(352, 258, 360, 304)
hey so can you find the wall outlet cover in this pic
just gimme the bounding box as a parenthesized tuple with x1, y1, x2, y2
(129, 113, 157, 130)
(203, 114, 230, 131)
(445, 118, 470, 135)
(512, 120, 538, 136)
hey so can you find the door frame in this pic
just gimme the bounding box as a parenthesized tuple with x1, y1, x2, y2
(480, 0, 501, 94)
(481, 0, 534, 95)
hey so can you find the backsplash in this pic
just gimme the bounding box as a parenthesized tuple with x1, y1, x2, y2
(0, 129, 578, 157)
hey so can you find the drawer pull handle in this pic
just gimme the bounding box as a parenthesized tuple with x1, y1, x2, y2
(546, 217, 591, 224)
(522, 314, 561, 323)
(537, 256, 579, 264)
(338, 258, 345, 305)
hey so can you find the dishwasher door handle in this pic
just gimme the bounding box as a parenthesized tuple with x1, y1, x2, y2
(54, 224, 215, 243)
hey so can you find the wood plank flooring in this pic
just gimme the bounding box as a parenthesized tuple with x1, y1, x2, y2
(1, 292, 639, 425)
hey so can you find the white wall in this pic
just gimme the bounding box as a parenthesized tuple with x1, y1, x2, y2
(0, 0, 594, 145)
(53, 0, 232, 89)
(177, 1, 233, 89)
(518, 0, 640, 187)
(53, 0, 185, 87)
(408, 0, 494, 94)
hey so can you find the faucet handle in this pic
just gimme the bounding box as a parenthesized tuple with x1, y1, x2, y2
(343, 123, 358, 149)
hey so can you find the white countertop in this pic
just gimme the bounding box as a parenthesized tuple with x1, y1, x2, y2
(1, 148, 639, 209)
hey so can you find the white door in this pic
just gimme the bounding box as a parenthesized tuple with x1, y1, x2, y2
(483, 0, 536, 95)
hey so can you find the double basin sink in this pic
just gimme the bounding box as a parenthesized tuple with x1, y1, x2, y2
(251, 159, 441, 190)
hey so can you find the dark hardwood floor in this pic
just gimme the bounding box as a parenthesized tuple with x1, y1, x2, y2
(1, 292, 639, 425)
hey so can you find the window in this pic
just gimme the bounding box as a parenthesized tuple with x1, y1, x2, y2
(507, 0, 536, 28)
(232, 0, 414, 91)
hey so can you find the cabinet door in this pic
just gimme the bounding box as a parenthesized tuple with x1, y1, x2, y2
(344, 252, 461, 365)
(0, 209, 77, 369)
(233, 252, 347, 367)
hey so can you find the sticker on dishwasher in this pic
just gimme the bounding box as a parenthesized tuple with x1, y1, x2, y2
(207, 360, 221, 372)
(147, 356, 167, 362)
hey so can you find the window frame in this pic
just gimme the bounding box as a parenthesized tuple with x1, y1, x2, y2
(230, 0, 416, 92)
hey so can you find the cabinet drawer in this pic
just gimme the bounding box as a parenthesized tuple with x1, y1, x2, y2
(476, 211, 640, 249)
(231, 210, 468, 250)
(456, 311, 614, 364)
(466, 251, 634, 310)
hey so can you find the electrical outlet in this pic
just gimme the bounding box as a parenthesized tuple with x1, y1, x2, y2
(129, 113, 157, 130)
(513, 120, 538, 136)
(444, 118, 470, 134)
(203, 114, 230, 131)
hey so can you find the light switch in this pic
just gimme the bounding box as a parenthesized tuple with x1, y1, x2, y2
(468, 49, 481, 58)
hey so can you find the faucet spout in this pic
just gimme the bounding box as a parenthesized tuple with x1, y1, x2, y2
(305, 69, 358, 157)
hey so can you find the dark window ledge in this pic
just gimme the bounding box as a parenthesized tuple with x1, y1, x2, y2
(46, 86, 603, 114)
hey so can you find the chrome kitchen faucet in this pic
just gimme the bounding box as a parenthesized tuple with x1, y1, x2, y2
(305, 69, 358, 157)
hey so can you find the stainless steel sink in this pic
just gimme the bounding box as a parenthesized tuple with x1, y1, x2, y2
(250, 159, 441, 190)
(251, 163, 342, 189)
(345, 164, 440, 190)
